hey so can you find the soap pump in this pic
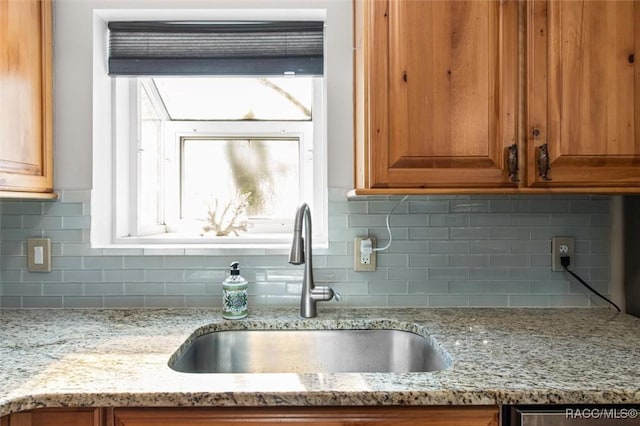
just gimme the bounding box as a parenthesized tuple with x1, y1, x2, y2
(222, 261, 248, 319)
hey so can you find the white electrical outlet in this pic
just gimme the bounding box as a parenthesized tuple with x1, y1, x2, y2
(551, 236, 574, 271)
(354, 237, 376, 272)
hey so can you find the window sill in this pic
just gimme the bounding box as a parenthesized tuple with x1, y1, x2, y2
(94, 232, 328, 255)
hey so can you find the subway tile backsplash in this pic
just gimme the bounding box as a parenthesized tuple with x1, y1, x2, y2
(0, 188, 610, 309)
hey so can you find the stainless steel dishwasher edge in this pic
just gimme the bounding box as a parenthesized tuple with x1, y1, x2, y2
(508, 406, 640, 425)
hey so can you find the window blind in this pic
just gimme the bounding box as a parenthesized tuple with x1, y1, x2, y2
(108, 21, 324, 76)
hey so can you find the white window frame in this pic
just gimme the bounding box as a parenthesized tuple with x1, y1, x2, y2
(91, 9, 328, 251)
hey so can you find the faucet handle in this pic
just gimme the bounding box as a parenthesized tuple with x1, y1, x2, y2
(333, 291, 342, 302)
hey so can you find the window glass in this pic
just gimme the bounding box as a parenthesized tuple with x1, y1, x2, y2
(139, 84, 164, 227)
(153, 77, 312, 121)
(181, 138, 300, 226)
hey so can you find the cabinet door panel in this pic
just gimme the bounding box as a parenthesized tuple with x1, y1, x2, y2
(0, 0, 53, 193)
(368, 0, 517, 188)
(527, 0, 640, 187)
(114, 406, 499, 426)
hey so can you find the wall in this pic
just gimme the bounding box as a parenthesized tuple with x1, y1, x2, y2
(0, 0, 614, 309)
(0, 191, 611, 308)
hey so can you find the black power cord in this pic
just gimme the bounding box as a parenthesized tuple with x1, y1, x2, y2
(560, 256, 621, 312)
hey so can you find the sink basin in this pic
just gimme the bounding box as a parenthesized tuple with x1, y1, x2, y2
(169, 329, 450, 373)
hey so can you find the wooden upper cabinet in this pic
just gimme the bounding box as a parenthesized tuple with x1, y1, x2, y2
(355, 0, 518, 190)
(0, 0, 54, 197)
(526, 0, 640, 189)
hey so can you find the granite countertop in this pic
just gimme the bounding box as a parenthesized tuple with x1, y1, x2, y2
(1, 307, 639, 416)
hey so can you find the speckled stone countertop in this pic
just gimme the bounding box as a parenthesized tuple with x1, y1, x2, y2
(1, 307, 639, 416)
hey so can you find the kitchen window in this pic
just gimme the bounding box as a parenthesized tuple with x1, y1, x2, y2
(91, 12, 328, 249)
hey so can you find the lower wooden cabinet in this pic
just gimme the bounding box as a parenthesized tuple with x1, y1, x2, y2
(2, 408, 102, 426)
(113, 406, 499, 426)
(2, 406, 499, 426)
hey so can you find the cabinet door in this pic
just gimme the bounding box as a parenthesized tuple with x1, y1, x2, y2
(5, 409, 101, 426)
(527, 0, 640, 188)
(113, 406, 499, 426)
(0, 0, 53, 193)
(360, 0, 518, 189)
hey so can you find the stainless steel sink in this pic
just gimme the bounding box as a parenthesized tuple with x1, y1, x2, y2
(169, 329, 450, 373)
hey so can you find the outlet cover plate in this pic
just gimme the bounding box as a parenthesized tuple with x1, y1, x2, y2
(27, 238, 52, 272)
(551, 236, 574, 272)
(354, 237, 376, 272)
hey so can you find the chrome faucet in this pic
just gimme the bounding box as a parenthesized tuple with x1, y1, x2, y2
(288, 203, 337, 318)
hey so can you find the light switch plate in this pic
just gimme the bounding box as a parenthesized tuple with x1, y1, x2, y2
(27, 238, 52, 272)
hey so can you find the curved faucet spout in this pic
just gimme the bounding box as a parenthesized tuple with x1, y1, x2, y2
(288, 203, 336, 318)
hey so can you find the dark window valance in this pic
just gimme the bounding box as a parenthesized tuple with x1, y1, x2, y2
(108, 21, 324, 76)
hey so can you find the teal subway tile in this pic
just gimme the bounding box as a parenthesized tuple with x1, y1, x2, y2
(377, 254, 409, 267)
(470, 240, 509, 254)
(62, 216, 91, 229)
(63, 296, 104, 308)
(389, 214, 428, 227)
(428, 295, 469, 307)
(1, 297, 23, 308)
(507, 268, 550, 281)
(407, 200, 449, 213)
(509, 240, 550, 254)
(368, 201, 408, 214)
(448, 281, 493, 294)
(59, 190, 91, 203)
(124, 256, 165, 269)
(489, 254, 531, 268)
(428, 268, 468, 280)
(591, 268, 610, 281)
(184, 270, 226, 281)
(326, 255, 352, 268)
(251, 282, 287, 296)
(2, 283, 42, 296)
(1, 215, 22, 228)
(386, 241, 428, 254)
(388, 295, 428, 307)
(530, 255, 551, 268)
(104, 269, 144, 282)
(1, 241, 24, 256)
(1, 255, 26, 269)
(489, 282, 530, 294)
(83, 256, 124, 269)
(52, 256, 82, 269)
(348, 214, 388, 227)
(549, 295, 590, 307)
(530, 199, 571, 213)
(22, 215, 62, 229)
(83, 282, 124, 296)
(102, 248, 145, 256)
(342, 295, 387, 307)
(550, 215, 590, 226)
(408, 227, 449, 240)
(449, 255, 490, 268)
(530, 280, 569, 294)
(22, 296, 62, 308)
(469, 295, 509, 307)
(469, 214, 510, 226)
(408, 280, 449, 294)
(185, 296, 221, 308)
(408, 255, 449, 267)
(571, 199, 610, 214)
(43, 283, 83, 296)
(22, 270, 63, 282)
(2, 202, 42, 215)
(104, 296, 145, 308)
(469, 268, 509, 281)
(346, 268, 389, 282)
(429, 214, 469, 227)
(45, 230, 84, 242)
(449, 227, 491, 240)
(590, 214, 609, 227)
(489, 200, 515, 213)
(449, 200, 489, 213)
(2, 228, 42, 240)
(509, 214, 550, 226)
(429, 241, 469, 254)
(509, 294, 550, 307)
(388, 267, 427, 281)
(42, 203, 83, 217)
(125, 282, 166, 296)
(144, 269, 185, 282)
(63, 269, 104, 282)
(243, 255, 288, 268)
(1, 270, 20, 281)
(61, 243, 103, 256)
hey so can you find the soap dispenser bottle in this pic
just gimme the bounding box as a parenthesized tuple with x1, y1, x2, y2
(222, 261, 248, 319)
